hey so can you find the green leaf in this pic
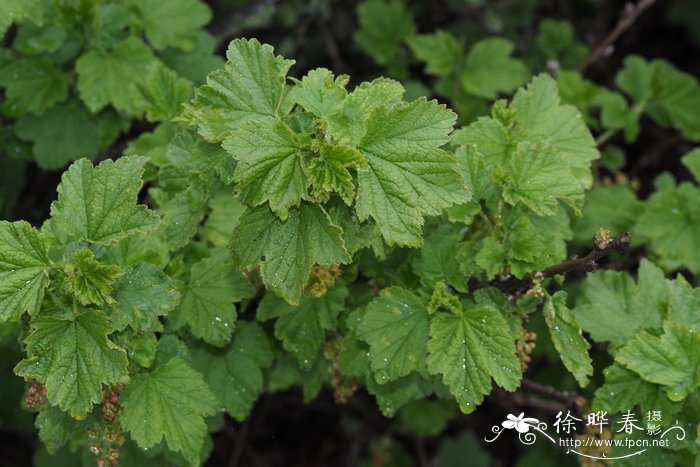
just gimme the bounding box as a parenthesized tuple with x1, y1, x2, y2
(438, 431, 490, 467)
(63, 247, 123, 306)
(397, 399, 456, 437)
(407, 30, 462, 76)
(0, 58, 68, 116)
(257, 285, 348, 367)
(119, 357, 217, 466)
(230, 204, 350, 305)
(76, 37, 156, 113)
(338, 329, 370, 376)
(130, 63, 193, 121)
(475, 237, 505, 280)
(499, 141, 583, 216)
(543, 291, 593, 386)
(48, 156, 160, 245)
(593, 364, 682, 417)
(202, 191, 246, 247)
(290, 67, 348, 118)
(617, 56, 700, 141)
(681, 148, 700, 182)
(357, 287, 429, 383)
(356, 98, 468, 246)
(667, 276, 700, 330)
(634, 183, 700, 274)
(427, 306, 521, 413)
(574, 260, 666, 347)
(110, 263, 180, 332)
(223, 118, 306, 218)
(14, 99, 100, 170)
(328, 77, 405, 144)
(0, 221, 50, 322)
(191, 38, 294, 141)
(616, 321, 700, 401)
(365, 373, 426, 417)
(133, 0, 211, 51)
(35, 406, 81, 454)
(162, 31, 224, 84)
(572, 185, 642, 245)
(0, 0, 42, 37)
(535, 19, 588, 68)
(461, 38, 529, 99)
(354, 0, 415, 65)
(412, 225, 469, 292)
(15, 311, 129, 418)
(170, 255, 254, 346)
(190, 321, 273, 421)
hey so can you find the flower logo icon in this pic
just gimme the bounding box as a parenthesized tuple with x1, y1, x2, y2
(502, 413, 540, 433)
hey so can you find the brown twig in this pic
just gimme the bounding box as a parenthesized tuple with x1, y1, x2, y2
(320, 20, 347, 74)
(485, 230, 632, 298)
(521, 379, 586, 408)
(228, 414, 253, 467)
(578, 0, 656, 72)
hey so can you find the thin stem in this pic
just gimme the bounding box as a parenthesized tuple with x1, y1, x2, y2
(228, 414, 253, 467)
(521, 379, 586, 407)
(482, 231, 631, 297)
(578, 0, 656, 72)
(595, 128, 617, 147)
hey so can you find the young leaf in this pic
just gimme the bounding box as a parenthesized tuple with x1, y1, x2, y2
(357, 287, 430, 383)
(290, 67, 348, 118)
(230, 204, 350, 305)
(356, 98, 468, 246)
(76, 37, 157, 113)
(427, 306, 521, 413)
(191, 38, 294, 141)
(308, 143, 366, 205)
(47, 156, 160, 245)
(510, 74, 599, 188)
(499, 141, 583, 216)
(15, 311, 129, 418)
(257, 285, 348, 367)
(475, 237, 505, 280)
(616, 321, 700, 401)
(170, 255, 255, 346)
(110, 263, 180, 332)
(223, 118, 307, 219)
(543, 291, 593, 386)
(190, 321, 273, 421)
(119, 357, 217, 466)
(0, 221, 50, 322)
(63, 247, 123, 306)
